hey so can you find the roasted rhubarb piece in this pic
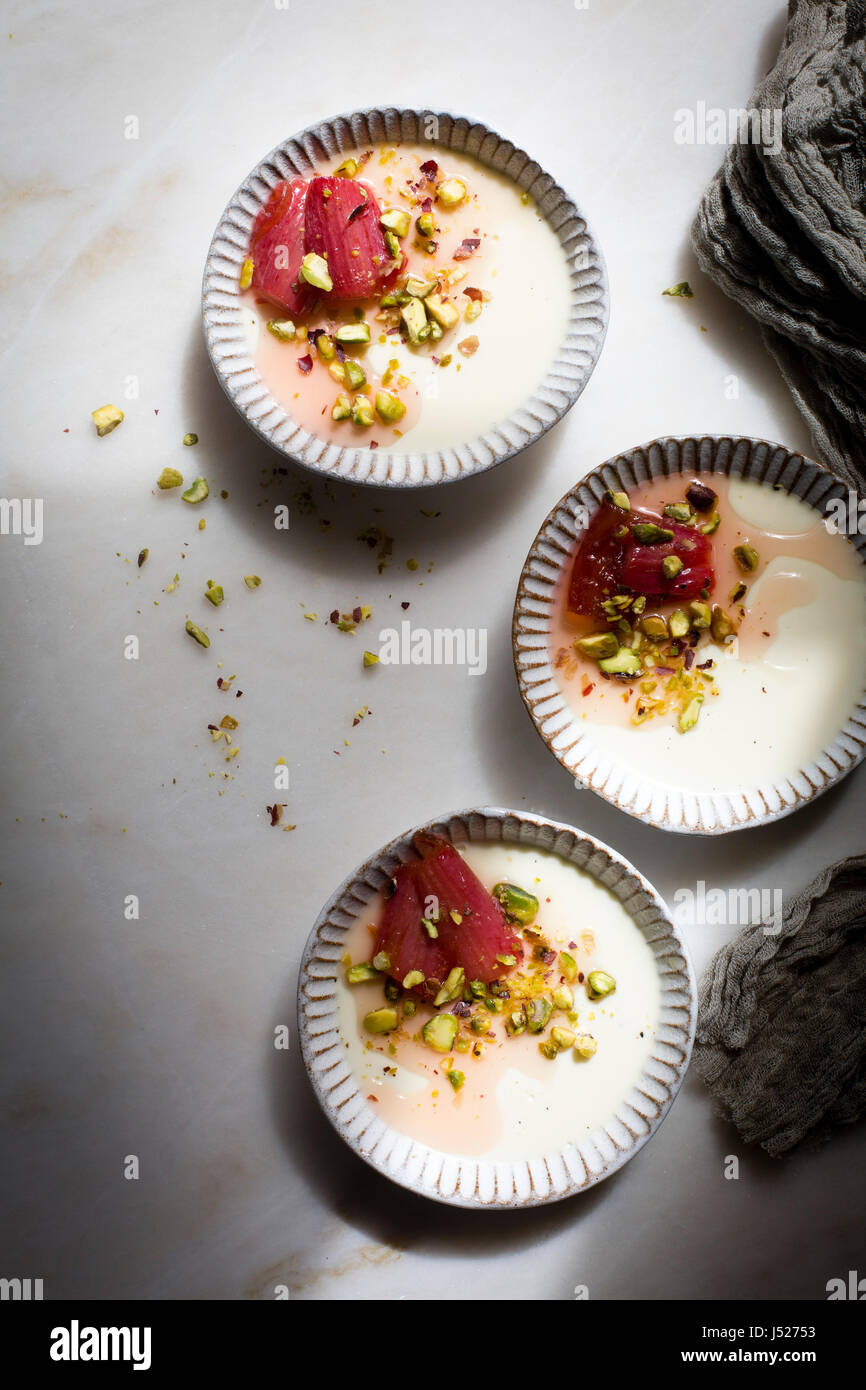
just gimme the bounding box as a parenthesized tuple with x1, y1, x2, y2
(304, 177, 403, 299)
(568, 496, 714, 617)
(249, 178, 317, 317)
(373, 833, 523, 998)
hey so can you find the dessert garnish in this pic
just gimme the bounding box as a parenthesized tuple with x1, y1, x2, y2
(344, 836, 616, 1066)
(565, 485, 742, 732)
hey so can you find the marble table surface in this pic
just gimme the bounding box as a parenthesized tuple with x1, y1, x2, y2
(2, 0, 863, 1299)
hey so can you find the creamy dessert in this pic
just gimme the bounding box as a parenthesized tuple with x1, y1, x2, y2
(336, 835, 660, 1163)
(241, 144, 571, 453)
(549, 473, 866, 793)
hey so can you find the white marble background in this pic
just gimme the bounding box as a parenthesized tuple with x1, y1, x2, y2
(2, 0, 863, 1299)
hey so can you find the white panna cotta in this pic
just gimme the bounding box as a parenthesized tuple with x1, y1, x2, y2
(336, 842, 661, 1164)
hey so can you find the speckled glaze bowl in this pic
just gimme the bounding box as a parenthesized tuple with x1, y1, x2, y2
(202, 107, 608, 487)
(297, 807, 695, 1209)
(513, 435, 866, 834)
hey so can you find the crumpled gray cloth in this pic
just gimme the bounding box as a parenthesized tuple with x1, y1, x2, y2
(694, 856, 866, 1155)
(691, 0, 866, 487)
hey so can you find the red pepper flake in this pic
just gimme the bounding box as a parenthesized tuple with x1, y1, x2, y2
(346, 199, 369, 224)
(267, 804, 282, 827)
(420, 195, 433, 212)
(463, 286, 483, 301)
(453, 238, 480, 261)
(297, 354, 313, 374)
(401, 601, 410, 610)
(578, 971, 585, 983)
(370, 440, 378, 449)
(684, 649, 695, 670)
(581, 682, 595, 696)
(207, 723, 218, 731)
(329, 609, 339, 623)
(217, 678, 224, 689)
(352, 606, 362, 623)
(235, 690, 243, 698)
(335, 343, 346, 362)
(419, 159, 438, 181)
(308, 327, 325, 347)
(568, 940, 577, 948)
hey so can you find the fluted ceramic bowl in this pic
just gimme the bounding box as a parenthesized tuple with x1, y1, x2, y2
(202, 107, 608, 487)
(298, 807, 695, 1208)
(513, 435, 866, 833)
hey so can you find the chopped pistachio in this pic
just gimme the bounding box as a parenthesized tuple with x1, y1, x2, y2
(700, 512, 721, 536)
(640, 614, 669, 639)
(375, 391, 406, 423)
(710, 605, 735, 642)
(383, 230, 400, 259)
(663, 502, 693, 523)
(421, 916, 439, 939)
(586, 970, 616, 998)
(464, 299, 482, 322)
(606, 489, 631, 511)
(689, 600, 711, 629)
(492, 882, 539, 925)
(342, 360, 366, 391)
(402, 969, 425, 990)
(403, 998, 417, 1018)
(422, 1013, 459, 1052)
(552, 984, 574, 1011)
(506, 1007, 527, 1036)
(182, 477, 209, 504)
(92, 403, 124, 436)
(334, 322, 370, 345)
(405, 274, 437, 298)
(334, 157, 358, 178)
(551, 1026, 576, 1051)
(363, 650, 379, 667)
(351, 394, 375, 427)
(300, 252, 333, 292)
(204, 582, 224, 607)
(574, 1033, 597, 1058)
(576, 631, 619, 660)
(266, 319, 296, 341)
(363, 1007, 398, 1035)
(632, 521, 674, 545)
(447, 1069, 465, 1091)
(468, 980, 486, 998)
(185, 619, 210, 648)
(679, 694, 704, 732)
(470, 1014, 491, 1035)
(733, 542, 760, 572)
(314, 333, 335, 361)
(183, 432, 199, 447)
(496, 953, 517, 967)
(372, 951, 390, 972)
(346, 962, 379, 984)
(400, 297, 429, 345)
(380, 208, 411, 237)
(526, 997, 554, 1033)
(662, 281, 693, 297)
(434, 966, 465, 1007)
(157, 467, 183, 490)
(243, 574, 261, 589)
(415, 211, 435, 238)
(437, 177, 467, 208)
(239, 257, 254, 290)
(332, 393, 352, 422)
(560, 951, 578, 982)
(599, 647, 642, 676)
(425, 293, 459, 330)
(669, 608, 690, 639)
(662, 554, 684, 580)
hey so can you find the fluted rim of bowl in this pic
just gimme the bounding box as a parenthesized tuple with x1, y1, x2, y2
(202, 106, 608, 488)
(297, 806, 695, 1209)
(513, 435, 866, 835)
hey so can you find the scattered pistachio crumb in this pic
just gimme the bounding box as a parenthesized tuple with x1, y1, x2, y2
(157, 467, 183, 490)
(92, 404, 124, 436)
(185, 619, 210, 648)
(183, 432, 199, 446)
(662, 281, 694, 298)
(244, 575, 262, 589)
(182, 477, 209, 504)
(363, 651, 379, 667)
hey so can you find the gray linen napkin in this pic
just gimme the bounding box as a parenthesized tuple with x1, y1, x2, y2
(694, 856, 866, 1155)
(691, 0, 866, 486)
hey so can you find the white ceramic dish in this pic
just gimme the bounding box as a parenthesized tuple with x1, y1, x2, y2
(513, 435, 866, 834)
(202, 107, 608, 487)
(297, 807, 695, 1209)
